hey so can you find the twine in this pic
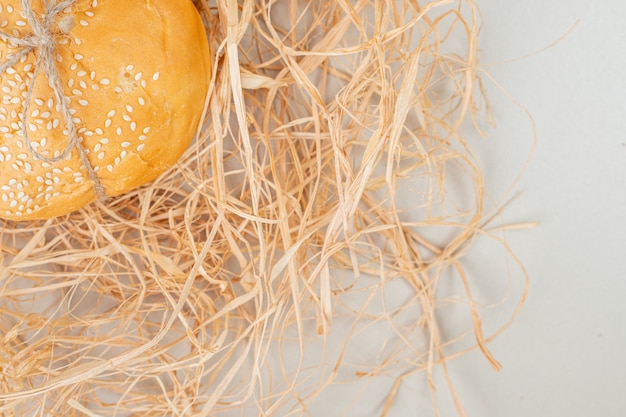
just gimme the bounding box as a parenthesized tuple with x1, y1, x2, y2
(0, 0, 106, 200)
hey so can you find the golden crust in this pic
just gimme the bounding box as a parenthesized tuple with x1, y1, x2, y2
(0, 0, 211, 220)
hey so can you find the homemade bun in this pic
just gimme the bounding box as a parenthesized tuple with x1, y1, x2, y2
(0, 0, 211, 220)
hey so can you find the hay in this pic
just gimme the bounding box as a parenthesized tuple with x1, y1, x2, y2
(0, 0, 529, 415)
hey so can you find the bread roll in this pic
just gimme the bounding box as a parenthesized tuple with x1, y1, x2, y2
(0, 0, 211, 220)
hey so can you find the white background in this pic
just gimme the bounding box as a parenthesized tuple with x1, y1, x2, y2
(436, 1, 626, 416)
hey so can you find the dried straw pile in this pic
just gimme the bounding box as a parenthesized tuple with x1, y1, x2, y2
(0, 0, 528, 415)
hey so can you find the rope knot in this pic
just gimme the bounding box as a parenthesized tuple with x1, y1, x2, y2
(23, 30, 55, 48)
(38, 31, 55, 47)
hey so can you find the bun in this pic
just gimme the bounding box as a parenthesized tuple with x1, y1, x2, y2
(0, 0, 211, 220)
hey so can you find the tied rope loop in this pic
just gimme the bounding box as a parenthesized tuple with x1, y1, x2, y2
(0, 0, 106, 199)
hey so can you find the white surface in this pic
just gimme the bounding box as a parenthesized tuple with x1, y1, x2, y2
(440, 1, 626, 416)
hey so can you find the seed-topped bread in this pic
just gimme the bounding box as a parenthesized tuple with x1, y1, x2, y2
(0, 0, 211, 220)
